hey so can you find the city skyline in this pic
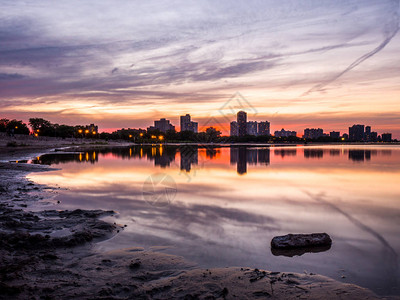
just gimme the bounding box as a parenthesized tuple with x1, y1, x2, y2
(0, 112, 394, 142)
(1, 1, 399, 138)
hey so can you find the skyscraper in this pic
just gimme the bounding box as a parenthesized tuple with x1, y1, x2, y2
(258, 121, 270, 136)
(180, 114, 190, 131)
(237, 111, 247, 137)
(349, 124, 364, 141)
(180, 114, 198, 133)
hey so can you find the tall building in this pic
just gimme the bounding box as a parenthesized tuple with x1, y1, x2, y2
(180, 114, 198, 133)
(363, 126, 378, 142)
(258, 121, 270, 136)
(149, 118, 175, 133)
(246, 121, 258, 136)
(382, 133, 392, 142)
(230, 121, 238, 136)
(237, 111, 247, 137)
(349, 124, 365, 141)
(304, 128, 323, 139)
(274, 128, 296, 138)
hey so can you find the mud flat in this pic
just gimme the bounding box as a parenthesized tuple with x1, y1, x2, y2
(0, 143, 389, 299)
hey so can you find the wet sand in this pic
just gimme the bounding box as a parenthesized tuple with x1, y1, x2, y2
(0, 137, 391, 299)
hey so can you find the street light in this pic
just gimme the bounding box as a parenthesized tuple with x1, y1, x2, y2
(158, 136, 164, 141)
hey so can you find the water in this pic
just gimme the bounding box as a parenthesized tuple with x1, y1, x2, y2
(27, 144, 400, 296)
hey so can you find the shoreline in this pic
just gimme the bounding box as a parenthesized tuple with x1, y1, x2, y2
(0, 142, 391, 299)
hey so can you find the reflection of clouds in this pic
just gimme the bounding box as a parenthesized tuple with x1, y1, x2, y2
(303, 190, 399, 292)
(60, 187, 279, 267)
(30, 145, 400, 295)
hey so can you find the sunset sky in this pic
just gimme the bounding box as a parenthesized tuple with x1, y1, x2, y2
(1, 0, 399, 137)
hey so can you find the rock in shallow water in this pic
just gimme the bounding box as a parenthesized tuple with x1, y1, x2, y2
(271, 233, 332, 249)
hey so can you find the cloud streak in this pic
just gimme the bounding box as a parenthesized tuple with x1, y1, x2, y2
(0, 0, 399, 136)
(302, 0, 400, 96)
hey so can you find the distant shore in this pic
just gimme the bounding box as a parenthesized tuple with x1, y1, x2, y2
(0, 137, 389, 299)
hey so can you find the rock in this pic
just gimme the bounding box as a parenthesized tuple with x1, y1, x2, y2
(271, 233, 332, 249)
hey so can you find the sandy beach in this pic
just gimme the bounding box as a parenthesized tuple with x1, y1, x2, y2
(0, 136, 393, 299)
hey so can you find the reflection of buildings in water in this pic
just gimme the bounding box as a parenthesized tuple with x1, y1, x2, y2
(237, 147, 247, 175)
(304, 149, 324, 159)
(148, 146, 176, 168)
(247, 149, 257, 165)
(104, 146, 177, 168)
(109, 146, 177, 168)
(33, 152, 99, 165)
(348, 150, 373, 162)
(274, 149, 297, 158)
(381, 150, 392, 156)
(257, 148, 270, 165)
(230, 147, 270, 174)
(154, 155, 174, 168)
(33, 146, 179, 168)
(329, 149, 340, 156)
(230, 147, 238, 165)
(180, 147, 199, 172)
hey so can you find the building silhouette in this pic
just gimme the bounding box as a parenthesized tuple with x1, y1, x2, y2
(237, 111, 247, 137)
(274, 128, 296, 138)
(348, 124, 379, 142)
(180, 114, 198, 133)
(382, 133, 392, 142)
(330, 131, 340, 138)
(246, 121, 258, 136)
(304, 128, 323, 139)
(258, 121, 270, 136)
(364, 126, 378, 142)
(230, 121, 238, 136)
(349, 124, 364, 141)
(148, 118, 175, 133)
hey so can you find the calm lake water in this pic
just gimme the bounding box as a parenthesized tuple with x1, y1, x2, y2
(28, 144, 400, 296)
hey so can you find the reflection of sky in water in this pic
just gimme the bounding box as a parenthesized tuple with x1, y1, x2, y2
(28, 145, 400, 296)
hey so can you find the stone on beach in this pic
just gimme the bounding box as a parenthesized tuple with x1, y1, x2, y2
(271, 233, 332, 249)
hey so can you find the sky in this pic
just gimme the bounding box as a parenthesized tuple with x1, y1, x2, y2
(1, 0, 399, 137)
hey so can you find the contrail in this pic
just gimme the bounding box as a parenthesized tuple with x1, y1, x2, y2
(302, 0, 400, 96)
(302, 190, 398, 261)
